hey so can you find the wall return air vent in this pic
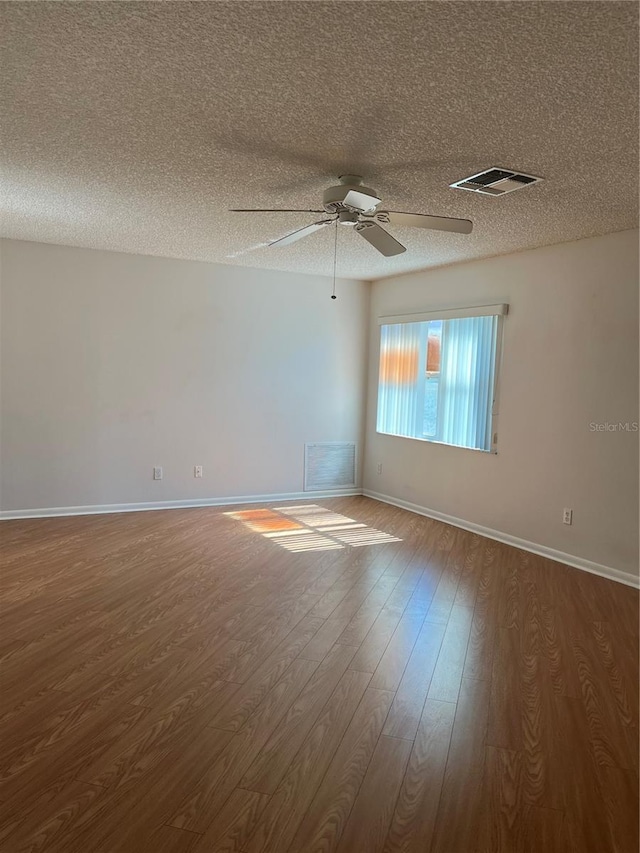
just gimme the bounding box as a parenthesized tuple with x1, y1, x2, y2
(304, 442, 356, 491)
(450, 167, 543, 196)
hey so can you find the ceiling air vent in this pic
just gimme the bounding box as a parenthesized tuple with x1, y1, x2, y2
(450, 168, 543, 196)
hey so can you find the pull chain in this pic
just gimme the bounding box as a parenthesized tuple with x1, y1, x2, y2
(331, 220, 338, 300)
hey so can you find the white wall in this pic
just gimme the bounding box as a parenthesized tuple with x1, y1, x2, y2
(2, 232, 637, 581)
(0, 240, 369, 510)
(364, 230, 639, 579)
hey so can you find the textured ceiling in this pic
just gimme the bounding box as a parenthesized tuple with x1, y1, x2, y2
(1, 1, 638, 280)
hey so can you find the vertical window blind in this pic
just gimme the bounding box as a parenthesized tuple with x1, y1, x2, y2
(376, 304, 507, 452)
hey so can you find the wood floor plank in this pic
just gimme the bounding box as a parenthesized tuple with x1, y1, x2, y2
(462, 541, 500, 682)
(477, 746, 525, 853)
(382, 619, 446, 740)
(1, 497, 637, 853)
(403, 560, 444, 617)
(452, 532, 483, 608)
(138, 826, 202, 853)
(539, 602, 581, 698)
(427, 603, 473, 703)
(554, 695, 618, 853)
(367, 612, 425, 691)
(486, 626, 523, 751)
(521, 651, 561, 809)
(49, 724, 235, 852)
(335, 579, 399, 646)
(243, 668, 372, 853)
(75, 679, 241, 792)
(430, 677, 492, 853)
(383, 698, 455, 853)
(238, 641, 358, 794)
(0, 701, 151, 820)
(0, 688, 99, 769)
(298, 615, 352, 661)
(570, 625, 635, 770)
(591, 621, 638, 728)
(193, 787, 269, 852)
(336, 734, 412, 853)
(498, 549, 520, 630)
(206, 615, 324, 731)
(423, 530, 465, 624)
(167, 657, 319, 833)
(90, 636, 246, 712)
(519, 579, 549, 809)
(521, 806, 565, 853)
(4, 780, 108, 853)
(348, 592, 413, 674)
(286, 686, 394, 852)
(329, 573, 398, 624)
(597, 765, 640, 853)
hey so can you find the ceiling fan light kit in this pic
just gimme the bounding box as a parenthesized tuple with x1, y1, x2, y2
(322, 176, 382, 214)
(230, 174, 474, 258)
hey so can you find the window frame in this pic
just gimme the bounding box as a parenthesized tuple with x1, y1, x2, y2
(375, 304, 508, 454)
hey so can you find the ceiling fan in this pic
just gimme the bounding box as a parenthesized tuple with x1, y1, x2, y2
(230, 175, 473, 257)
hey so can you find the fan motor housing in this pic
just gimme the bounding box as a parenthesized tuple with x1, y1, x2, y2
(322, 180, 380, 214)
(338, 210, 359, 226)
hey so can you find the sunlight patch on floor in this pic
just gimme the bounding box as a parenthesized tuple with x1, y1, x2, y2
(226, 504, 401, 552)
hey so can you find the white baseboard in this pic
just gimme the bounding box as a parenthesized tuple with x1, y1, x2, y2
(363, 489, 639, 589)
(0, 488, 362, 521)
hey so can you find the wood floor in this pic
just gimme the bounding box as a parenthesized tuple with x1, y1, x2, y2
(1, 496, 638, 853)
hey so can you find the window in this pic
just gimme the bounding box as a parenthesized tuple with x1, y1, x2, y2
(376, 304, 507, 452)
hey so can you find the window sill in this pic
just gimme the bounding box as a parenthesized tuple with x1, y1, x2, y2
(376, 430, 497, 455)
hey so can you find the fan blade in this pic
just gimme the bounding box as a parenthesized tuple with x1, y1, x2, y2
(229, 208, 325, 213)
(381, 211, 473, 234)
(355, 221, 406, 256)
(269, 219, 333, 247)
